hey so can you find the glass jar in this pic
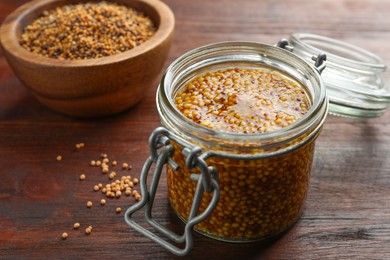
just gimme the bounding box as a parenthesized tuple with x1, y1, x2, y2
(125, 41, 328, 256)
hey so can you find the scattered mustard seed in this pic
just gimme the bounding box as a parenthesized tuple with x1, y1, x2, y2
(90, 160, 96, 166)
(85, 227, 92, 235)
(87, 201, 93, 208)
(122, 163, 129, 169)
(116, 207, 121, 214)
(73, 223, 80, 229)
(100, 199, 106, 206)
(56, 155, 62, 161)
(61, 232, 68, 239)
(93, 185, 100, 191)
(79, 174, 86, 181)
(75, 143, 85, 149)
(102, 167, 109, 174)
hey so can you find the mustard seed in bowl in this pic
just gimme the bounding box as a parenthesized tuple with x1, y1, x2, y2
(19, 1, 156, 60)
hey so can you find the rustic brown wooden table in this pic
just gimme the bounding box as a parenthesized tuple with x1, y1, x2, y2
(1, 0, 390, 259)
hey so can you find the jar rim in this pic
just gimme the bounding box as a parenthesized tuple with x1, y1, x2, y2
(157, 41, 328, 154)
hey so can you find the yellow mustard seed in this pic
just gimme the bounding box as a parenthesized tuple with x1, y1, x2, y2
(93, 185, 100, 191)
(122, 163, 129, 169)
(76, 143, 85, 149)
(73, 223, 80, 229)
(61, 232, 68, 239)
(125, 189, 132, 196)
(116, 207, 121, 214)
(100, 199, 106, 206)
(79, 174, 86, 181)
(85, 227, 92, 235)
(56, 155, 62, 161)
(86, 201, 93, 208)
(90, 160, 96, 166)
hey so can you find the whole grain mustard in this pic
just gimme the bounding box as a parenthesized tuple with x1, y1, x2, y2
(168, 67, 315, 241)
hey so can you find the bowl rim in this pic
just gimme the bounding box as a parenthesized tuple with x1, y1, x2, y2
(0, 0, 175, 67)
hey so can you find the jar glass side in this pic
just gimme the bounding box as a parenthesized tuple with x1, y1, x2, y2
(167, 137, 317, 242)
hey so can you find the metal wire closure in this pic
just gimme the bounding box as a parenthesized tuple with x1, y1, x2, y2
(124, 127, 220, 256)
(277, 39, 327, 74)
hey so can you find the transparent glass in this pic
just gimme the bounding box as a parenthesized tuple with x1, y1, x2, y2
(157, 42, 328, 242)
(290, 33, 390, 118)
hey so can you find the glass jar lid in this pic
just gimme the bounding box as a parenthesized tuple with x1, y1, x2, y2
(288, 33, 390, 118)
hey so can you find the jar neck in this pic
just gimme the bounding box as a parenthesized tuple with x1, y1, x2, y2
(157, 42, 328, 157)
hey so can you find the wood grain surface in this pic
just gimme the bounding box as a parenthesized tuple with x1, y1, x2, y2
(1, 0, 390, 259)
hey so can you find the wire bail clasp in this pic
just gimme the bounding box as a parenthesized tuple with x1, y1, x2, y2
(277, 38, 327, 74)
(124, 127, 219, 256)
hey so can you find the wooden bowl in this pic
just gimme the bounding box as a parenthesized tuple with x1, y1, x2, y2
(0, 0, 174, 117)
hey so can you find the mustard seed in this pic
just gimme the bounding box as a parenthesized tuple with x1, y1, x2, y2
(61, 232, 68, 239)
(79, 174, 86, 181)
(133, 178, 139, 185)
(86, 201, 93, 208)
(93, 185, 100, 191)
(112, 161, 117, 166)
(125, 190, 132, 196)
(76, 143, 85, 149)
(56, 155, 62, 161)
(116, 207, 121, 214)
(90, 160, 96, 166)
(85, 227, 92, 235)
(73, 223, 80, 229)
(100, 199, 106, 206)
(122, 163, 129, 169)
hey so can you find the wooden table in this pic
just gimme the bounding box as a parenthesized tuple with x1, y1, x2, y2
(1, 0, 390, 259)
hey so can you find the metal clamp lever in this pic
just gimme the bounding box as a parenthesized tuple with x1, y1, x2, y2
(124, 127, 220, 256)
